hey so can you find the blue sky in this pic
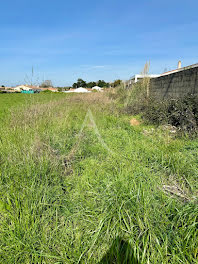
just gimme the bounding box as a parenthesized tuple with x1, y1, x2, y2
(0, 0, 198, 86)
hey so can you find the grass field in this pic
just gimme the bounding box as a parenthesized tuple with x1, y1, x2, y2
(0, 92, 197, 263)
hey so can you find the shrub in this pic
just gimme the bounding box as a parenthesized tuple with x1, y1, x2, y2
(41, 89, 53, 93)
(143, 95, 198, 132)
(114, 81, 198, 132)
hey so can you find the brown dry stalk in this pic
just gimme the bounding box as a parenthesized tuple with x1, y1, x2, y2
(161, 184, 192, 201)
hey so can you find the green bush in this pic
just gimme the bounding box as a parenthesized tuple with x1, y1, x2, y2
(143, 95, 198, 132)
(41, 89, 53, 93)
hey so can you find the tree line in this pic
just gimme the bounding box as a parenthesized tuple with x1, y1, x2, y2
(72, 78, 122, 88)
(0, 78, 122, 90)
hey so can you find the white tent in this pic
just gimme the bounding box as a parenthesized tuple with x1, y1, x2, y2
(64, 87, 91, 93)
(73, 87, 90, 93)
(92, 86, 103, 91)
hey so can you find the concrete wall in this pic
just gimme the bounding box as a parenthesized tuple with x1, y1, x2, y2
(150, 65, 198, 99)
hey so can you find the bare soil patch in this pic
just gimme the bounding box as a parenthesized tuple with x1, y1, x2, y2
(130, 118, 140, 126)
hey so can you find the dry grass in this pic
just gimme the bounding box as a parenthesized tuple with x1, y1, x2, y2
(130, 118, 141, 126)
(67, 92, 113, 107)
(10, 97, 69, 128)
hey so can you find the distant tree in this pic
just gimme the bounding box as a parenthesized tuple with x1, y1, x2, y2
(40, 80, 53, 88)
(97, 80, 108, 88)
(57, 87, 63, 92)
(76, 78, 86, 88)
(72, 79, 110, 88)
(1, 85, 5, 88)
(72, 83, 78, 88)
(87, 81, 96, 88)
(64, 86, 71, 91)
(112, 79, 122, 87)
(56, 86, 70, 91)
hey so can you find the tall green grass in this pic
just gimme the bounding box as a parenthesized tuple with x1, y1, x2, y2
(0, 93, 197, 263)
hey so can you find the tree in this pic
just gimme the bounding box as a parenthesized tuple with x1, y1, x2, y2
(72, 83, 78, 88)
(97, 80, 108, 88)
(64, 86, 71, 91)
(40, 80, 53, 88)
(113, 79, 122, 87)
(1, 85, 5, 88)
(76, 78, 86, 88)
(87, 81, 96, 88)
(57, 87, 63, 92)
(72, 79, 110, 88)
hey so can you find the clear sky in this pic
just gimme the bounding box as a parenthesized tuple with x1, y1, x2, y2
(0, 0, 198, 86)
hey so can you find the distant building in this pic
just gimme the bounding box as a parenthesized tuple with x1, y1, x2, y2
(125, 74, 160, 89)
(14, 85, 29, 91)
(92, 86, 103, 91)
(130, 74, 160, 83)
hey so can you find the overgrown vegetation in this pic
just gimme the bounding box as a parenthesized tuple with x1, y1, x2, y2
(0, 92, 197, 263)
(144, 95, 198, 132)
(115, 80, 198, 133)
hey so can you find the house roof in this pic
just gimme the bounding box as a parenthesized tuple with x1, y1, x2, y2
(130, 74, 160, 80)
